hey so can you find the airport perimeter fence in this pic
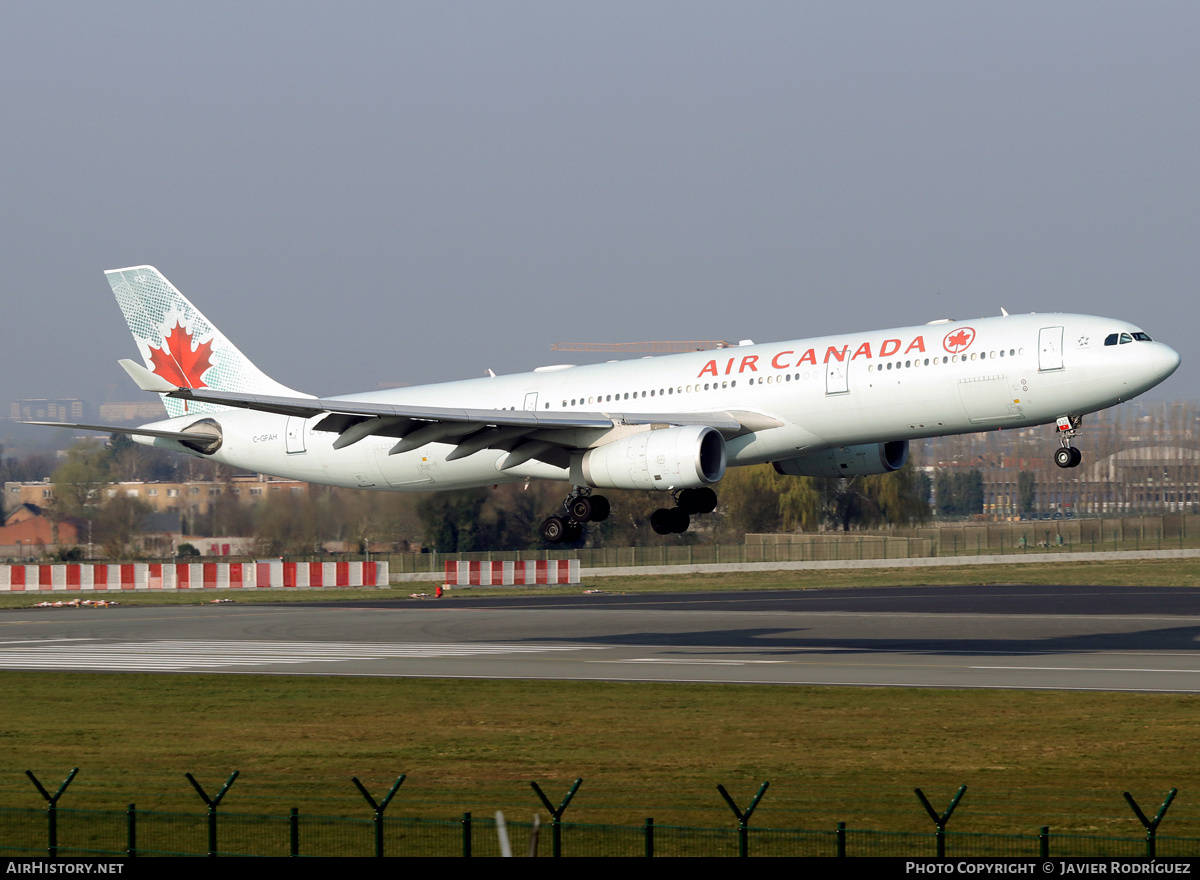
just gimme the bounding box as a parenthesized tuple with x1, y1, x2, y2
(6, 515, 1197, 578)
(751, 512, 1200, 561)
(372, 513, 1200, 574)
(1, 806, 1196, 858)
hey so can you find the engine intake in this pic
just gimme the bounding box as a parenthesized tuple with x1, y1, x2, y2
(581, 425, 727, 491)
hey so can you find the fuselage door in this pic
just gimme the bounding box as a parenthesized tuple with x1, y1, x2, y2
(285, 416, 307, 454)
(1038, 326, 1064, 372)
(523, 392, 539, 411)
(825, 358, 849, 395)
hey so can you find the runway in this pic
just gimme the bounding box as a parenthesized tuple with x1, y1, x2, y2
(1, 584, 1199, 692)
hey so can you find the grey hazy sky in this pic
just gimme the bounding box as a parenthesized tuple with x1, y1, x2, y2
(2, 1, 1197, 407)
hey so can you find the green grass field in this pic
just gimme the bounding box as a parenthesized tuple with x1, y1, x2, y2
(1, 675, 1197, 837)
(2, 556, 1198, 840)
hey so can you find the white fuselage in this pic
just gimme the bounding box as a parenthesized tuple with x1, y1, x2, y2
(137, 312, 1180, 491)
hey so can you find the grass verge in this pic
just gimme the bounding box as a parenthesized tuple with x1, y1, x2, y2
(1, 672, 1196, 837)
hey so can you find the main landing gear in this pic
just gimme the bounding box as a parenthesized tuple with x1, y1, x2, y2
(540, 486, 722, 541)
(541, 488, 610, 544)
(1054, 415, 1083, 469)
(650, 487, 718, 535)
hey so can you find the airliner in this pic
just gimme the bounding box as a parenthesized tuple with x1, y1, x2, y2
(36, 267, 1180, 542)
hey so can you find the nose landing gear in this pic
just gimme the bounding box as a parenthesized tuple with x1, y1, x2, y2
(1054, 415, 1083, 469)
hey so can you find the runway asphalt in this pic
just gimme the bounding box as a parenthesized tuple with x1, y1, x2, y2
(1, 584, 1199, 692)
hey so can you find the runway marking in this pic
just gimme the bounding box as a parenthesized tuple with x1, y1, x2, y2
(973, 665, 1200, 674)
(591, 658, 787, 666)
(0, 640, 599, 671)
(162, 670, 1200, 694)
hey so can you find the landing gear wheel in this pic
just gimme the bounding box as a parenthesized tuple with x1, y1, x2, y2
(650, 508, 674, 535)
(1054, 448, 1073, 469)
(651, 507, 691, 534)
(537, 489, 609, 542)
(588, 495, 610, 522)
(1069, 447, 1082, 468)
(569, 497, 593, 522)
(677, 487, 718, 514)
(541, 515, 567, 543)
(667, 508, 691, 533)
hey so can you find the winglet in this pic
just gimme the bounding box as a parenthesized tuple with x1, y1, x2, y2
(119, 358, 178, 393)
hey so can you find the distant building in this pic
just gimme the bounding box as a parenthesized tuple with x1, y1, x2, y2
(10, 399, 85, 422)
(4, 475, 309, 519)
(177, 535, 257, 557)
(98, 401, 168, 422)
(0, 503, 83, 556)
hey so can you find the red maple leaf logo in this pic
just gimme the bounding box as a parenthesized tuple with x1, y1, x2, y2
(148, 322, 214, 389)
(943, 327, 975, 353)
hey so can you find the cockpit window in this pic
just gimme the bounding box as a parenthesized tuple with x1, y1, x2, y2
(1107, 331, 1153, 345)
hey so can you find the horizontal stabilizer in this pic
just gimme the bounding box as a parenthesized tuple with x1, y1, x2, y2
(118, 358, 177, 393)
(24, 421, 222, 454)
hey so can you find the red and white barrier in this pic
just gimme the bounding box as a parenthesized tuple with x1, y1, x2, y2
(0, 561, 388, 592)
(443, 559, 579, 587)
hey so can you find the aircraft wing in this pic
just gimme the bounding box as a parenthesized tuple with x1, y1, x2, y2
(168, 387, 760, 469)
(165, 386, 743, 430)
(118, 358, 770, 468)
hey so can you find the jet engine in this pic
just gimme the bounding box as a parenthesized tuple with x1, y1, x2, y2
(580, 425, 727, 491)
(772, 440, 908, 478)
(177, 418, 223, 455)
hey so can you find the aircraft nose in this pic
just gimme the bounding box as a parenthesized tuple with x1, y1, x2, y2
(1153, 342, 1182, 379)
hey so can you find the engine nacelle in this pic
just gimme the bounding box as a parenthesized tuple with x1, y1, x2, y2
(178, 418, 223, 455)
(773, 440, 908, 478)
(580, 425, 727, 491)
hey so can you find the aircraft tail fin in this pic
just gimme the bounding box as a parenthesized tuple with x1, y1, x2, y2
(106, 266, 309, 418)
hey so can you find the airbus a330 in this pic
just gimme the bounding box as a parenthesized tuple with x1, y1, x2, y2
(35, 267, 1181, 541)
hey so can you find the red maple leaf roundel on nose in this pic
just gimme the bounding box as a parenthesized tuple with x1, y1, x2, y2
(148, 322, 214, 389)
(943, 327, 975, 354)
